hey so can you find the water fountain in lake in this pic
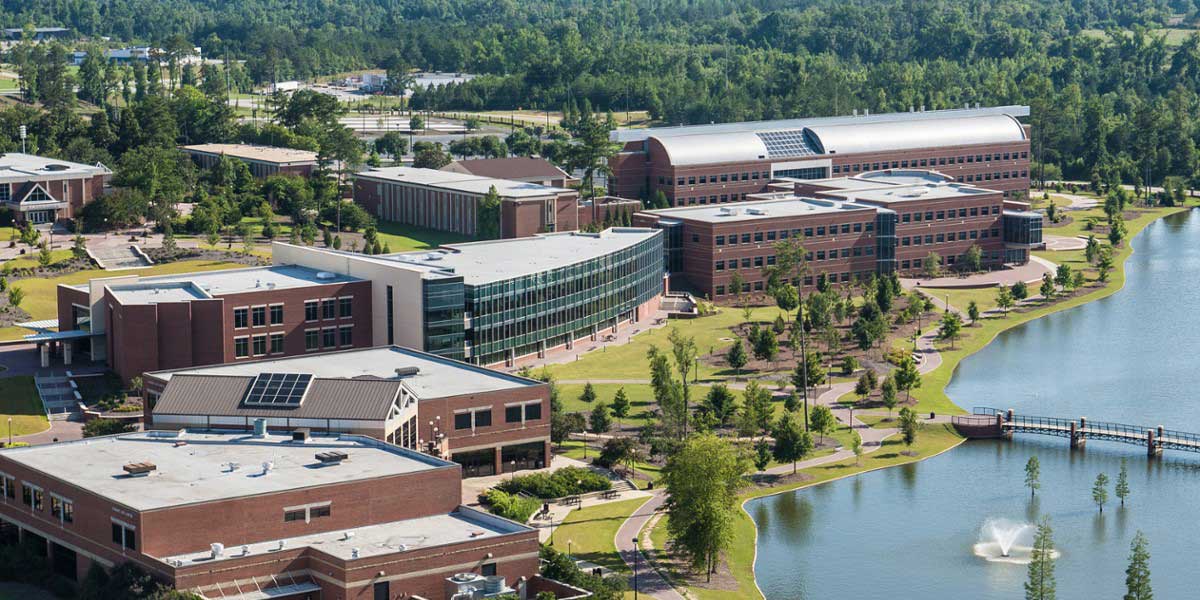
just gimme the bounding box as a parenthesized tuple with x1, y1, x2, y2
(972, 518, 1059, 565)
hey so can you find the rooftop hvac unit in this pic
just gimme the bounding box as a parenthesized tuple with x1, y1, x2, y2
(316, 271, 337, 280)
(210, 543, 224, 559)
(315, 450, 349, 465)
(253, 418, 267, 437)
(394, 366, 421, 377)
(260, 461, 274, 475)
(123, 462, 156, 477)
(424, 253, 443, 261)
(445, 573, 513, 599)
(745, 208, 767, 216)
(292, 428, 310, 443)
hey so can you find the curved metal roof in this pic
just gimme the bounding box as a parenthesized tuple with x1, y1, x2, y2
(804, 115, 1026, 156)
(653, 131, 769, 166)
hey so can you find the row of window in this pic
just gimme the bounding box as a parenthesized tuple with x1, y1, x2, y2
(454, 402, 543, 431)
(303, 297, 353, 323)
(234, 332, 286, 358)
(284, 502, 331, 523)
(900, 230, 1000, 246)
(234, 304, 284, 329)
(900, 205, 1000, 223)
(1, 475, 78, 533)
(661, 171, 770, 187)
(713, 221, 875, 247)
(715, 270, 873, 296)
(831, 151, 1030, 175)
(898, 251, 1003, 271)
(962, 170, 1028, 183)
(305, 326, 354, 352)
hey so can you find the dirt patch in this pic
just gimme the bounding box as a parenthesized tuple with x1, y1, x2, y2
(146, 247, 269, 267)
(750, 471, 815, 487)
(1043, 214, 1074, 228)
(0, 300, 30, 330)
(648, 538, 741, 593)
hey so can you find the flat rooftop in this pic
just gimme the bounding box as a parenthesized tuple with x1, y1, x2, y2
(74, 264, 361, 303)
(148, 346, 537, 399)
(823, 182, 997, 204)
(385, 228, 661, 285)
(642, 196, 877, 223)
(0, 431, 453, 511)
(0, 153, 109, 181)
(355, 166, 572, 199)
(161, 506, 526, 563)
(182, 144, 319, 165)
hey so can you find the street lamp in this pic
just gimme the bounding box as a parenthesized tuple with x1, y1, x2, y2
(631, 537, 640, 599)
(6, 417, 10, 446)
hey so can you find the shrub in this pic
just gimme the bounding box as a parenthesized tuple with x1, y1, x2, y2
(479, 488, 542, 523)
(82, 418, 136, 438)
(494, 466, 611, 499)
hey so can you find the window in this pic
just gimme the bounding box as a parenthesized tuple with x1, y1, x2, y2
(233, 308, 248, 329)
(338, 296, 353, 318)
(936, 211, 945, 220)
(322, 328, 336, 348)
(305, 329, 319, 351)
(252, 335, 267, 356)
(816, 251, 825, 260)
(715, 285, 725, 296)
(270, 304, 284, 325)
(112, 522, 136, 550)
(475, 409, 492, 427)
(455, 408, 492, 430)
(270, 333, 285, 354)
(50, 496, 73, 524)
(505, 405, 523, 423)
(740, 233, 750, 244)
(740, 258, 750, 269)
(284, 503, 331, 523)
(853, 223, 862, 232)
(304, 301, 318, 322)
(284, 509, 306, 522)
(339, 325, 353, 347)
(321, 299, 336, 320)
(234, 337, 249, 358)
(0, 475, 12, 499)
(21, 483, 38, 508)
(753, 232, 763, 242)
(715, 261, 724, 272)
(804, 228, 813, 237)
(753, 256, 763, 267)
(816, 227, 825, 236)
(482, 563, 498, 577)
(715, 235, 725, 246)
(311, 505, 331, 518)
(902, 213, 911, 223)
(767, 231, 777, 241)
(251, 306, 266, 327)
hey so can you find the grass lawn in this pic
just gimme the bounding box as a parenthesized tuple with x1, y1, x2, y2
(0, 259, 246, 341)
(557, 439, 665, 486)
(375, 221, 472, 253)
(548, 306, 789, 382)
(0, 377, 49, 439)
(557, 383, 712, 420)
(4, 249, 75, 271)
(553, 497, 648, 574)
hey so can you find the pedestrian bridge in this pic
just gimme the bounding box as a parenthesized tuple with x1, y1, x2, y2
(951, 407, 1200, 457)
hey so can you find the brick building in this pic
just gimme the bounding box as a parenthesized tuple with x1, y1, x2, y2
(0, 153, 110, 226)
(608, 105, 1031, 206)
(53, 265, 372, 382)
(142, 346, 552, 478)
(272, 228, 664, 367)
(352, 166, 580, 238)
(0, 430, 563, 599)
(634, 169, 1042, 299)
(182, 144, 320, 179)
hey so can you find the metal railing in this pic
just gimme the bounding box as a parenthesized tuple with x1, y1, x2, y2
(973, 406, 1200, 454)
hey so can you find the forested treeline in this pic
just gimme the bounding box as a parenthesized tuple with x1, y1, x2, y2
(6, 0, 1200, 184)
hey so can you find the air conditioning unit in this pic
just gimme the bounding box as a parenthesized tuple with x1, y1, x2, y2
(444, 574, 513, 599)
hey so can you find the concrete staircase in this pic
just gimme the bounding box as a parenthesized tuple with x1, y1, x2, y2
(34, 372, 77, 419)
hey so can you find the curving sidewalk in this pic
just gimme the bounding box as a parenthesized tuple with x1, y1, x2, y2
(615, 491, 685, 600)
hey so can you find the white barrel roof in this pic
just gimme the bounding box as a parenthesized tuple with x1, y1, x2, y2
(804, 114, 1027, 155)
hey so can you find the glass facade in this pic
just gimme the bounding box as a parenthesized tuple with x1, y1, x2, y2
(659, 221, 684, 273)
(1003, 211, 1043, 246)
(773, 166, 829, 180)
(463, 233, 663, 365)
(422, 277, 466, 360)
(874, 210, 898, 273)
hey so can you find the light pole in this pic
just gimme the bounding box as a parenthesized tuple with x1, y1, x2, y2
(631, 537, 640, 599)
(6, 417, 11, 446)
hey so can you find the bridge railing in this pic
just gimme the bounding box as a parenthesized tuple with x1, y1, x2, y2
(972, 407, 1000, 416)
(1160, 428, 1200, 447)
(1009, 414, 1075, 430)
(1082, 419, 1147, 439)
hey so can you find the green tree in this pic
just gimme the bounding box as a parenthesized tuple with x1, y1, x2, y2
(850, 430, 863, 465)
(893, 355, 922, 403)
(579, 382, 597, 404)
(880, 376, 898, 417)
(7, 286, 25, 308)
(1085, 235, 1100, 263)
(1098, 247, 1115, 282)
(702, 384, 738, 427)
(937, 311, 964, 349)
(1124, 531, 1152, 600)
(82, 418, 136, 438)
(589, 402, 612, 435)
(793, 352, 826, 394)
(412, 141, 450, 169)
(753, 439, 771, 472)
(610, 387, 631, 425)
(752, 327, 778, 366)
(1040, 273, 1055, 301)
(784, 390, 801, 413)
(922, 251, 943, 278)
(963, 244, 983, 272)
(1025, 456, 1041, 498)
(809, 404, 835, 444)
(898, 406, 919, 449)
(967, 300, 980, 324)
(1025, 517, 1057, 600)
(478, 185, 502, 239)
(1093, 472, 1109, 513)
(409, 115, 425, 133)
(1116, 458, 1130, 506)
(668, 328, 699, 431)
(36, 241, 52, 267)
(997, 285, 1015, 316)
(1012, 280, 1029, 301)
(772, 283, 799, 317)
(855, 371, 873, 403)
(662, 434, 750, 581)
(738, 381, 773, 439)
(771, 411, 813, 474)
(564, 104, 619, 201)
(726, 339, 747, 376)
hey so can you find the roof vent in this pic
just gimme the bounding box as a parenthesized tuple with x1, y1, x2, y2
(343, 531, 356, 541)
(210, 543, 224, 559)
(44, 164, 70, 171)
(123, 462, 156, 477)
(292, 428, 310, 443)
(315, 450, 349, 465)
(745, 208, 766, 216)
(394, 366, 420, 378)
(316, 271, 336, 280)
(424, 253, 443, 261)
(260, 461, 274, 475)
(351, 548, 360, 559)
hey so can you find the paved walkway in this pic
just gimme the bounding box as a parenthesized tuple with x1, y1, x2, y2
(11, 418, 84, 445)
(616, 492, 685, 600)
(1043, 234, 1087, 251)
(902, 255, 1056, 290)
(502, 310, 672, 374)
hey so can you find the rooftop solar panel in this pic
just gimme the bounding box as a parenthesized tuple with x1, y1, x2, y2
(243, 373, 312, 406)
(756, 129, 820, 158)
